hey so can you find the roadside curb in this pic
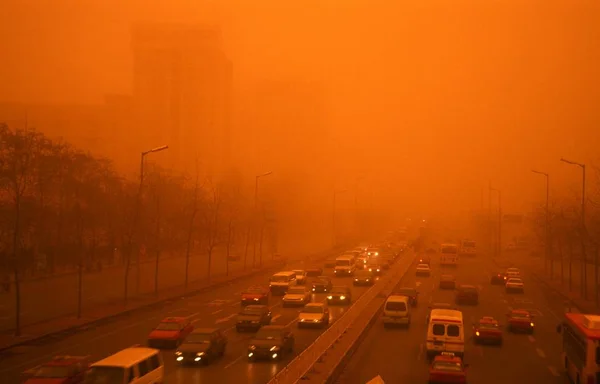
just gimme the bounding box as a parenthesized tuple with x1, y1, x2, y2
(0, 246, 346, 353)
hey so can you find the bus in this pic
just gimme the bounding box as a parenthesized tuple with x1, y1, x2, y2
(440, 243, 459, 266)
(557, 313, 600, 384)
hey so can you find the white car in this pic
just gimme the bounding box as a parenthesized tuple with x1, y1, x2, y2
(505, 277, 524, 293)
(292, 270, 307, 285)
(416, 263, 431, 276)
(282, 286, 312, 307)
(298, 303, 330, 328)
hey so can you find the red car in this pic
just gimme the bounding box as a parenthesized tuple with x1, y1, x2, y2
(473, 316, 503, 345)
(506, 309, 535, 333)
(428, 352, 468, 383)
(241, 285, 270, 306)
(147, 317, 194, 348)
(23, 355, 90, 384)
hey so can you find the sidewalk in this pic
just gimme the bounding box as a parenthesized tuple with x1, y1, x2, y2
(0, 244, 343, 351)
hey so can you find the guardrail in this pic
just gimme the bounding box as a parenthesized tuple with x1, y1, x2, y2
(268, 252, 416, 384)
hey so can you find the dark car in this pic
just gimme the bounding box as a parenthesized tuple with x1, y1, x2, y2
(23, 355, 90, 384)
(175, 328, 227, 364)
(439, 275, 456, 290)
(236, 305, 272, 332)
(507, 309, 535, 333)
(392, 287, 419, 307)
(311, 276, 333, 293)
(240, 286, 270, 306)
(418, 255, 431, 265)
(327, 286, 352, 305)
(306, 267, 323, 277)
(455, 285, 479, 305)
(490, 272, 507, 285)
(353, 269, 376, 286)
(367, 261, 383, 276)
(248, 325, 295, 361)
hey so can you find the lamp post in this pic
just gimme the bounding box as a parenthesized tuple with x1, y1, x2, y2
(332, 188, 348, 247)
(252, 171, 273, 267)
(532, 170, 550, 277)
(136, 145, 168, 294)
(560, 158, 587, 299)
(489, 187, 502, 259)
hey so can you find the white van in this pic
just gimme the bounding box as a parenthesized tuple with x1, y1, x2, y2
(84, 346, 163, 384)
(440, 243, 459, 266)
(426, 309, 464, 358)
(334, 255, 356, 276)
(382, 295, 411, 327)
(269, 271, 297, 295)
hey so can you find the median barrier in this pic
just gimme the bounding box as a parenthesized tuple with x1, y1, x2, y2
(0, 245, 349, 353)
(268, 252, 417, 384)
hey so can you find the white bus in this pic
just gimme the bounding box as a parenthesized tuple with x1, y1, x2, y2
(557, 313, 600, 384)
(440, 243, 459, 266)
(426, 309, 464, 359)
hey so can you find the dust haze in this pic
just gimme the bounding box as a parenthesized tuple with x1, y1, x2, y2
(1, 0, 599, 245)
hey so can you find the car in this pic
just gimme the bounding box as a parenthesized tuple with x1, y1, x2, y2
(428, 352, 469, 383)
(439, 274, 456, 290)
(147, 317, 194, 348)
(367, 248, 382, 257)
(22, 355, 90, 384)
(455, 285, 479, 305)
(416, 263, 431, 276)
(473, 316, 503, 345)
(311, 276, 333, 293)
(506, 309, 535, 333)
(324, 257, 337, 268)
(292, 270, 308, 285)
(392, 287, 419, 306)
(367, 261, 383, 276)
(327, 286, 352, 305)
(356, 256, 369, 268)
(241, 285, 270, 306)
(426, 303, 453, 323)
(298, 303, 330, 328)
(490, 272, 507, 285)
(418, 255, 431, 265)
(505, 277, 525, 293)
(305, 267, 323, 277)
(282, 286, 312, 307)
(175, 328, 227, 364)
(353, 269, 376, 286)
(248, 325, 294, 361)
(236, 305, 272, 332)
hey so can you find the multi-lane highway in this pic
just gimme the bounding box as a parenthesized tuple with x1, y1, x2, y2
(0, 249, 409, 384)
(336, 252, 566, 383)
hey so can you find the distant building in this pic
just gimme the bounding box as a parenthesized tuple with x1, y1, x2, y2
(130, 23, 232, 175)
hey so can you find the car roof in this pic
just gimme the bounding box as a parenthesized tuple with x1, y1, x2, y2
(91, 348, 158, 368)
(510, 309, 530, 315)
(292, 269, 305, 273)
(479, 316, 498, 323)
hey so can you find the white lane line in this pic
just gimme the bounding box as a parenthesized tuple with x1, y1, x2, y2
(186, 312, 201, 319)
(231, 302, 240, 307)
(536, 348, 546, 358)
(269, 303, 280, 310)
(224, 354, 245, 369)
(215, 314, 236, 324)
(548, 366, 560, 377)
(211, 309, 223, 315)
(528, 335, 536, 343)
(271, 314, 282, 322)
(284, 318, 297, 328)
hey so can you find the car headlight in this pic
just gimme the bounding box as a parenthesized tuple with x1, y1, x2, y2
(249, 345, 256, 350)
(175, 351, 182, 356)
(327, 295, 333, 299)
(377, 269, 380, 272)
(251, 320, 259, 324)
(197, 352, 205, 356)
(366, 278, 369, 281)
(312, 288, 316, 291)
(369, 268, 372, 272)
(475, 331, 480, 336)
(340, 296, 346, 300)
(530, 322, 535, 327)
(270, 346, 280, 351)
(253, 298, 259, 301)
(354, 278, 359, 281)
(300, 318, 306, 322)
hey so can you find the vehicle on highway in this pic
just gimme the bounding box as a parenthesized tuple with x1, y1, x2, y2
(382, 295, 411, 327)
(392, 287, 419, 307)
(298, 303, 330, 328)
(240, 285, 270, 306)
(505, 267, 521, 278)
(305, 267, 323, 277)
(439, 274, 456, 290)
(459, 239, 477, 257)
(248, 325, 295, 361)
(473, 316, 503, 345)
(428, 352, 469, 384)
(334, 255, 356, 276)
(292, 269, 307, 285)
(175, 328, 227, 364)
(426, 309, 465, 359)
(440, 243, 459, 266)
(426, 303, 453, 323)
(324, 257, 337, 268)
(282, 286, 312, 307)
(347, 249, 364, 259)
(236, 305, 272, 332)
(367, 260, 383, 275)
(353, 269, 376, 286)
(455, 285, 479, 305)
(86, 346, 163, 383)
(23, 355, 90, 384)
(147, 317, 193, 349)
(269, 271, 297, 295)
(490, 272, 507, 285)
(556, 313, 600, 384)
(506, 309, 535, 333)
(311, 276, 333, 293)
(418, 255, 431, 265)
(505, 277, 525, 293)
(416, 263, 431, 276)
(356, 256, 369, 268)
(327, 286, 352, 305)
(367, 247, 381, 257)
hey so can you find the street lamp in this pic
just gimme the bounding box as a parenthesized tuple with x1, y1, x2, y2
(252, 171, 273, 267)
(531, 170, 550, 277)
(332, 188, 348, 247)
(560, 157, 587, 298)
(489, 186, 502, 258)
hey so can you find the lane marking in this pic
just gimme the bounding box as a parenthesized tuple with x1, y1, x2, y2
(528, 335, 535, 343)
(269, 303, 281, 310)
(271, 314, 282, 322)
(215, 314, 236, 324)
(231, 302, 240, 307)
(224, 354, 244, 369)
(536, 348, 546, 358)
(211, 309, 223, 315)
(284, 318, 297, 328)
(186, 312, 201, 319)
(548, 366, 560, 377)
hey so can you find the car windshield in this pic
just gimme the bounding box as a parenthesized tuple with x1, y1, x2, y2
(441, 246, 458, 254)
(478, 322, 499, 329)
(32, 366, 70, 378)
(287, 287, 305, 295)
(185, 333, 211, 343)
(270, 275, 290, 282)
(240, 307, 263, 316)
(332, 287, 347, 294)
(433, 361, 462, 372)
(355, 270, 370, 277)
(156, 322, 181, 331)
(255, 329, 282, 340)
(84, 367, 124, 383)
(336, 260, 351, 266)
(508, 279, 523, 284)
(302, 306, 323, 314)
(244, 287, 265, 294)
(386, 301, 407, 311)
